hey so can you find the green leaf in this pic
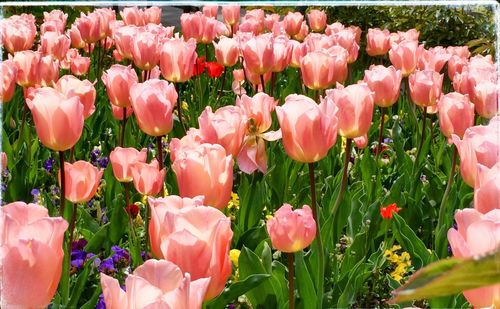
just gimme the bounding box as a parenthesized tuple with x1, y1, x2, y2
(85, 223, 110, 253)
(392, 213, 433, 269)
(68, 257, 95, 307)
(205, 274, 271, 308)
(390, 250, 500, 303)
(295, 251, 317, 308)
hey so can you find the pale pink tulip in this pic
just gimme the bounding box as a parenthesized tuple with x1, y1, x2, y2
(1, 59, 17, 103)
(354, 134, 368, 149)
(241, 33, 274, 75)
(0, 202, 68, 309)
(1, 14, 36, 54)
(55, 75, 96, 119)
(130, 159, 166, 196)
(300, 50, 338, 90)
(266, 204, 316, 252)
(12, 51, 40, 87)
(417, 46, 451, 72)
(74, 12, 102, 43)
(293, 21, 309, 42)
(307, 9, 326, 33)
(389, 40, 419, 77)
(68, 24, 85, 49)
(447, 55, 468, 81)
(120, 7, 145, 26)
(363, 65, 402, 107)
(272, 35, 292, 72)
(110, 147, 147, 182)
(366, 28, 391, 56)
(437, 92, 475, 141)
(475, 162, 500, 214)
(102, 64, 139, 108)
(222, 5, 240, 26)
(213, 37, 240, 67)
(331, 29, 359, 63)
(446, 46, 470, 59)
(144, 7, 162, 24)
(113, 25, 138, 60)
(169, 128, 203, 162)
(324, 22, 344, 35)
(181, 12, 219, 44)
(203, 5, 218, 18)
(408, 70, 443, 107)
(40, 31, 70, 60)
(70, 55, 91, 76)
(473, 81, 499, 119)
(1, 152, 7, 170)
(111, 105, 133, 120)
(60, 160, 103, 204)
(37, 54, 60, 87)
(283, 12, 304, 37)
(131, 30, 160, 71)
(160, 38, 197, 83)
(289, 40, 307, 68)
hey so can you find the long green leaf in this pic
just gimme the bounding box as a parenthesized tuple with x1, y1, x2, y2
(205, 274, 271, 308)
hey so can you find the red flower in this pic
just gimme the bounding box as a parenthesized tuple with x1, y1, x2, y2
(380, 203, 401, 219)
(193, 56, 206, 76)
(205, 61, 224, 78)
(126, 204, 139, 219)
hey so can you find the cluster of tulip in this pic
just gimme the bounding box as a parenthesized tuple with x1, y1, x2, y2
(0, 3, 499, 309)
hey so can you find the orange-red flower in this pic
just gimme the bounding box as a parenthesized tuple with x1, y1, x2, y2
(380, 203, 401, 219)
(205, 62, 224, 78)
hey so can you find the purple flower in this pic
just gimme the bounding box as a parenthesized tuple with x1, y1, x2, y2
(0, 183, 7, 193)
(97, 157, 109, 169)
(383, 138, 393, 143)
(72, 238, 88, 251)
(31, 188, 40, 197)
(90, 148, 101, 163)
(86, 253, 101, 268)
(111, 246, 130, 268)
(43, 157, 55, 173)
(96, 294, 106, 309)
(98, 257, 115, 275)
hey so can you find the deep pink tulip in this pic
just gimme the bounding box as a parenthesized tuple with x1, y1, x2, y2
(110, 147, 147, 182)
(102, 64, 139, 108)
(276, 94, 338, 163)
(447, 208, 500, 308)
(475, 162, 500, 214)
(366, 28, 391, 56)
(160, 37, 197, 83)
(130, 79, 177, 136)
(408, 70, 443, 107)
(473, 81, 499, 119)
(389, 40, 419, 77)
(241, 33, 275, 75)
(327, 83, 374, 139)
(130, 159, 166, 196)
(222, 5, 240, 26)
(363, 65, 402, 107)
(448, 55, 468, 81)
(172, 143, 233, 210)
(437, 92, 475, 141)
(113, 25, 138, 60)
(55, 75, 96, 119)
(266, 204, 316, 252)
(213, 37, 240, 67)
(101, 259, 210, 308)
(59, 160, 103, 204)
(0, 202, 68, 309)
(1, 14, 36, 54)
(307, 9, 326, 32)
(452, 117, 500, 187)
(131, 30, 160, 71)
(203, 5, 218, 18)
(283, 12, 304, 37)
(417, 46, 451, 72)
(169, 128, 203, 162)
(26, 87, 84, 151)
(148, 195, 205, 257)
(1, 59, 17, 103)
(198, 106, 247, 157)
(148, 204, 232, 300)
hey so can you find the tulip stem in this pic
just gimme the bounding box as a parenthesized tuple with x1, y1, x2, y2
(288, 252, 295, 309)
(59, 151, 66, 217)
(415, 107, 428, 163)
(120, 107, 127, 147)
(175, 83, 186, 133)
(435, 145, 458, 246)
(308, 162, 324, 309)
(218, 67, 227, 100)
(376, 107, 386, 160)
(145, 198, 151, 253)
(68, 202, 78, 255)
(260, 74, 266, 93)
(332, 138, 352, 224)
(58, 150, 70, 304)
(270, 72, 276, 97)
(205, 44, 209, 60)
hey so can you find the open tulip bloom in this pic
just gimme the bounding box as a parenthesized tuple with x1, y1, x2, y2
(1, 4, 500, 309)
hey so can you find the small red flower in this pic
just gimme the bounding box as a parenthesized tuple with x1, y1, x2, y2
(193, 56, 206, 76)
(380, 203, 401, 219)
(205, 61, 224, 78)
(126, 204, 139, 219)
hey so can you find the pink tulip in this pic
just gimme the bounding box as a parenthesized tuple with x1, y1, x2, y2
(363, 65, 402, 107)
(131, 30, 160, 71)
(70, 55, 91, 76)
(120, 7, 145, 26)
(417, 46, 451, 72)
(198, 106, 247, 157)
(222, 5, 240, 26)
(266, 204, 316, 252)
(243, 63, 272, 88)
(172, 143, 233, 210)
(283, 12, 304, 37)
(131, 159, 166, 196)
(160, 37, 197, 83)
(307, 9, 326, 33)
(241, 33, 275, 75)
(74, 12, 102, 43)
(94, 8, 116, 38)
(327, 83, 374, 139)
(113, 25, 138, 60)
(102, 64, 139, 108)
(37, 54, 60, 87)
(331, 29, 359, 63)
(181, 12, 219, 44)
(59, 160, 103, 204)
(111, 104, 133, 120)
(354, 134, 368, 149)
(100, 259, 210, 308)
(447, 208, 500, 308)
(289, 40, 306, 68)
(325, 46, 349, 84)
(148, 195, 205, 257)
(473, 81, 499, 119)
(55, 75, 96, 119)
(40, 31, 70, 60)
(408, 70, 443, 107)
(236, 92, 277, 134)
(389, 40, 419, 77)
(203, 5, 218, 18)
(447, 55, 468, 81)
(1, 152, 7, 170)
(452, 117, 500, 187)
(272, 35, 292, 72)
(130, 79, 177, 136)
(213, 37, 240, 67)
(437, 92, 475, 141)
(276, 94, 338, 163)
(11, 51, 39, 87)
(148, 204, 232, 300)
(293, 21, 309, 42)
(475, 162, 500, 214)
(44, 9, 68, 25)
(447, 46, 470, 59)
(26, 87, 84, 151)
(325, 22, 345, 35)
(300, 50, 338, 90)
(169, 128, 203, 162)
(366, 28, 391, 56)
(40, 20, 65, 35)
(68, 25, 85, 49)
(264, 14, 281, 32)
(0, 202, 68, 309)
(144, 7, 161, 24)
(1, 59, 17, 103)
(109, 147, 147, 182)
(1, 14, 36, 54)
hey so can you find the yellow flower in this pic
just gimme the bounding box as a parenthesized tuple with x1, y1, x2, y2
(163, 184, 169, 197)
(227, 192, 240, 210)
(230, 249, 241, 268)
(266, 214, 273, 221)
(182, 101, 189, 111)
(134, 213, 143, 227)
